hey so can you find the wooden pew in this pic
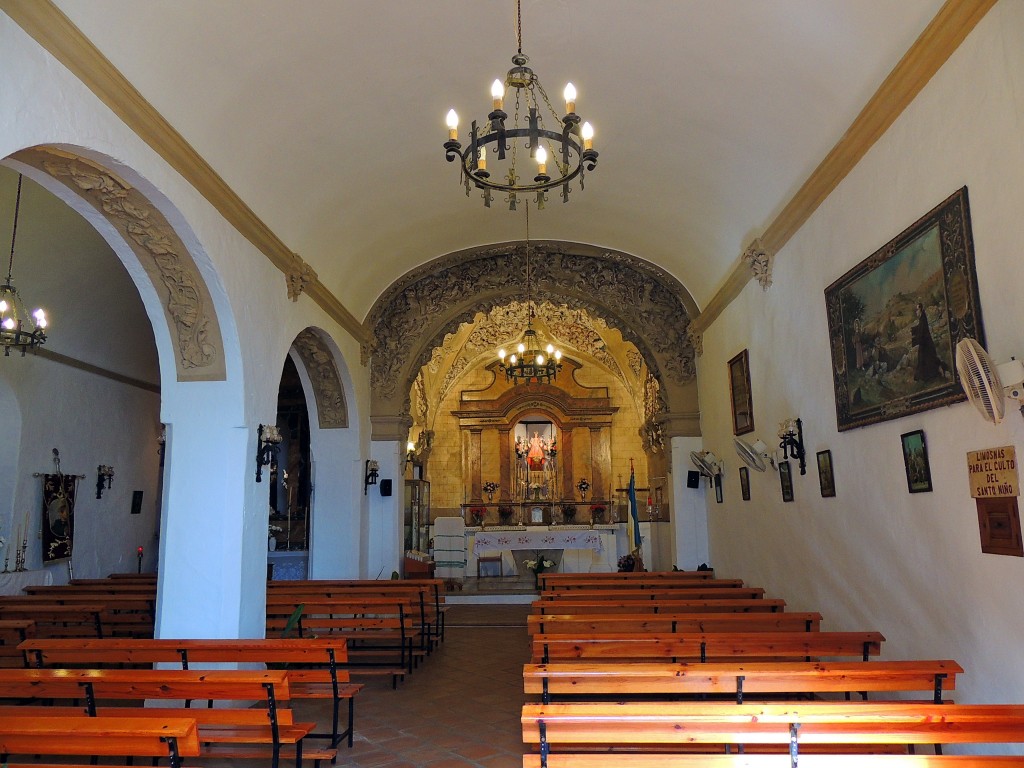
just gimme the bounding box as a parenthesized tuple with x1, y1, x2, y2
(533, 598, 786, 615)
(0, 714, 200, 768)
(538, 586, 767, 602)
(266, 596, 418, 686)
(524, 659, 962, 703)
(538, 570, 721, 590)
(0, 593, 154, 637)
(521, 701, 1024, 766)
(0, 667, 334, 768)
(0, 601, 104, 637)
(531, 631, 885, 664)
(528, 612, 823, 635)
(0, 619, 33, 668)
(269, 577, 448, 647)
(20, 636, 362, 749)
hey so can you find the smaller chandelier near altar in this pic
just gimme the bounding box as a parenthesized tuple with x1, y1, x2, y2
(1, 174, 48, 356)
(498, 325, 562, 386)
(443, 0, 598, 210)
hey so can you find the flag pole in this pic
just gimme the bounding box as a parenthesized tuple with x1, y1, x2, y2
(627, 458, 645, 571)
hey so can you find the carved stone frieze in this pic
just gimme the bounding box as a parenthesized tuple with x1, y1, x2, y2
(413, 372, 428, 424)
(292, 329, 348, 429)
(626, 349, 644, 381)
(686, 325, 704, 357)
(367, 242, 696, 406)
(639, 418, 665, 454)
(18, 148, 226, 381)
(287, 254, 317, 301)
(643, 371, 665, 423)
(743, 237, 774, 291)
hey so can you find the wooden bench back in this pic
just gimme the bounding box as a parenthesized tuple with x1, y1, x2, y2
(531, 630, 885, 663)
(0, 714, 200, 761)
(528, 611, 823, 635)
(524, 659, 962, 703)
(533, 598, 786, 614)
(539, 587, 766, 601)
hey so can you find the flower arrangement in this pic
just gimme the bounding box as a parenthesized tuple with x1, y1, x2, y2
(576, 477, 590, 493)
(524, 556, 555, 574)
(268, 523, 283, 535)
(617, 553, 636, 572)
(482, 480, 499, 502)
(559, 504, 577, 524)
(468, 506, 487, 526)
(589, 503, 607, 524)
(497, 505, 515, 525)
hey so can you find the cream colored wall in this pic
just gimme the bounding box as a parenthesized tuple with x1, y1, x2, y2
(699, 0, 1024, 717)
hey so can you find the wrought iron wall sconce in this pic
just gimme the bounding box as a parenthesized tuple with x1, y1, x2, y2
(405, 441, 416, 467)
(255, 424, 283, 483)
(95, 465, 115, 499)
(365, 460, 380, 494)
(778, 417, 806, 475)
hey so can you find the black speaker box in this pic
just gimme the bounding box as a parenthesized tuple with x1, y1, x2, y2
(379, 479, 393, 496)
(686, 471, 700, 489)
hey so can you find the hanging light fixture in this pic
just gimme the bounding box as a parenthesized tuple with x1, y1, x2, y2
(444, 0, 599, 210)
(1, 174, 47, 356)
(497, 204, 562, 385)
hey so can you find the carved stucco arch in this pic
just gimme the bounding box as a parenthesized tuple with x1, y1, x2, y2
(367, 241, 702, 439)
(290, 328, 348, 429)
(8, 146, 226, 381)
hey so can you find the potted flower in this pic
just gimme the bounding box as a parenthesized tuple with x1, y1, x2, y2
(268, 523, 283, 551)
(617, 553, 636, 572)
(576, 477, 590, 502)
(560, 503, 577, 524)
(589, 503, 606, 525)
(468, 506, 487, 527)
(482, 481, 499, 502)
(497, 505, 515, 525)
(524, 553, 556, 589)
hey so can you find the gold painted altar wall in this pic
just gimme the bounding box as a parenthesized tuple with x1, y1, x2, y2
(421, 358, 665, 523)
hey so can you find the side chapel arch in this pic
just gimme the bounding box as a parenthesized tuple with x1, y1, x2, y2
(6, 146, 229, 383)
(368, 241, 702, 442)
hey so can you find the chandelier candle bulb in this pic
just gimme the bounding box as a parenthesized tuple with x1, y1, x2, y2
(563, 82, 576, 114)
(446, 109, 459, 140)
(535, 145, 547, 176)
(491, 79, 504, 110)
(477, 147, 487, 171)
(581, 121, 594, 150)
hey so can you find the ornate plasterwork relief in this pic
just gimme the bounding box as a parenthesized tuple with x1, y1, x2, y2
(287, 254, 317, 301)
(292, 329, 348, 429)
(686, 325, 704, 358)
(743, 237, 774, 291)
(16, 148, 226, 381)
(367, 243, 696, 406)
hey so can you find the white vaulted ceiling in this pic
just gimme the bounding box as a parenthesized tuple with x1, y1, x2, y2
(43, 0, 945, 321)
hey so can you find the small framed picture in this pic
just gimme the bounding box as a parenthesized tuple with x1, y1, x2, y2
(779, 460, 794, 502)
(739, 466, 750, 501)
(816, 450, 836, 498)
(714, 474, 723, 504)
(728, 349, 755, 436)
(900, 429, 933, 493)
(530, 506, 545, 524)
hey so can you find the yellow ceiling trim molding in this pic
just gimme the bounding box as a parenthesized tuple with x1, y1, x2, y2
(0, 0, 368, 345)
(688, 0, 997, 342)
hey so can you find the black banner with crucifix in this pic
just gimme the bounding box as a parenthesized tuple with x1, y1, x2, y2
(41, 472, 76, 562)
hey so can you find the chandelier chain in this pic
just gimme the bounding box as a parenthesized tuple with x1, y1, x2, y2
(6, 174, 22, 284)
(516, 0, 523, 56)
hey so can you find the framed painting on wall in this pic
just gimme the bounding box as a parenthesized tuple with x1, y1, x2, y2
(816, 450, 836, 498)
(824, 187, 984, 431)
(739, 467, 751, 501)
(728, 349, 755, 436)
(779, 461, 794, 502)
(901, 429, 933, 493)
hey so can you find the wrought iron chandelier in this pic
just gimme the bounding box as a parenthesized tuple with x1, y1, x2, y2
(444, 0, 598, 210)
(497, 204, 562, 385)
(1, 174, 47, 356)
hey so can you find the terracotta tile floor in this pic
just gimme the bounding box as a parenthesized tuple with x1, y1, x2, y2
(300, 604, 530, 768)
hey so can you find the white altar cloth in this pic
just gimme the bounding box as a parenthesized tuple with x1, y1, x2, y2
(473, 529, 603, 554)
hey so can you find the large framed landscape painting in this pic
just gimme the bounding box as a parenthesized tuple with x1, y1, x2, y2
(825, 187, 985, 431)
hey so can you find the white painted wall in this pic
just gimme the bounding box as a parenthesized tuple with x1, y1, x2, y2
(669, 435, 710, 570)
(367, 441, 404, 579)
(1, 14, 372, 635)
(698, 1, 1024, 721)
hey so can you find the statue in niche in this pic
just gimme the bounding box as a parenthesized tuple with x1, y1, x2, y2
(528, 432, 547, 470)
